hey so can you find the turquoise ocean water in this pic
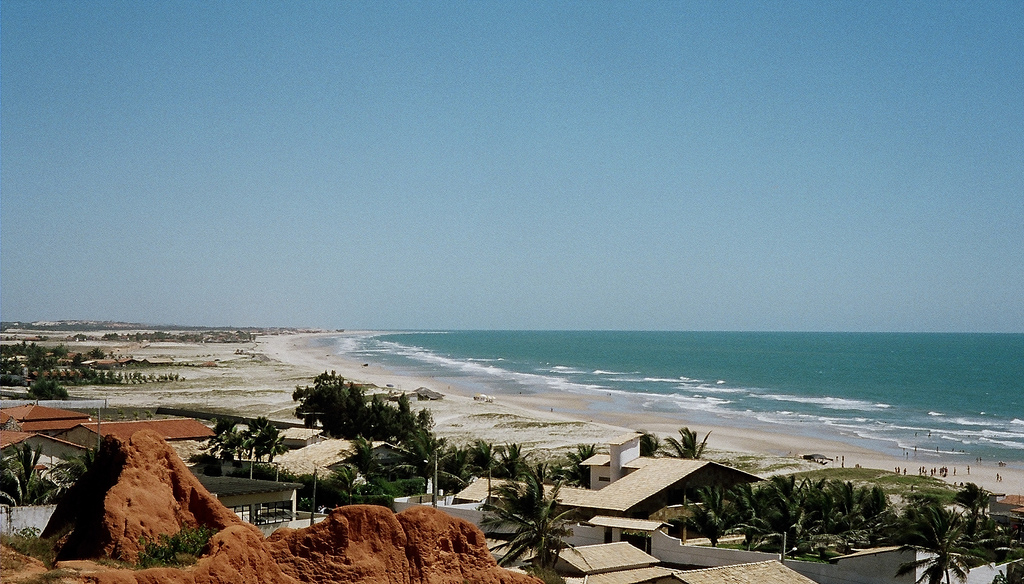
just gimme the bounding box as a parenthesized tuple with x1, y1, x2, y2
(321, 331, 1024, 466)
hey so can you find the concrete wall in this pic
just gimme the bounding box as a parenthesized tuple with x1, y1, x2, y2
(564, 523, 606, 547)
(0, 505, 57, 535)
(651, 531, 927, 584)
(651, 531, 777, 568)
(393, 499, 485, 527)
(966, 562, 1015, 584)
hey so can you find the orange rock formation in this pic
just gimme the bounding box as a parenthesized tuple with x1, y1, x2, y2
(42, 430, 539, 584)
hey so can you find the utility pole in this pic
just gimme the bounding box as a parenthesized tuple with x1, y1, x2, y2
(310, 467, 318, 527)
(432, 453, 438, 508)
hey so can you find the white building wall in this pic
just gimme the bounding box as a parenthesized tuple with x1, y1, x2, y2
(609, 436, 641, 483)
(651, 531, 777, 567)
(0, 505, 57, 535)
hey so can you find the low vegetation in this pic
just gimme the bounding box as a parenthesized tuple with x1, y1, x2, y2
(1, 528, 58, 568)
(137, 525, 216, 568)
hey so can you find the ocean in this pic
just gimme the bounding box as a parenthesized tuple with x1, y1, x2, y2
(320, 331, 1024, 466)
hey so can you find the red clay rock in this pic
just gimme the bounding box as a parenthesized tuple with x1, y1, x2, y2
(268, 505, 539, 584)
(40, 430, 538, 584)
(83, 525, 299, 584)
(397, 505, 536, 584)
(44, 430, 244, 563)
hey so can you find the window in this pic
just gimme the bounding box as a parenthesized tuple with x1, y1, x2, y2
(254, 501, 293, 525)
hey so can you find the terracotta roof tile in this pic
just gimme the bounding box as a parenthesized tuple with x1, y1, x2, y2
(74, 419, 214, 441)
(1, 430, 35, 448)
(999, 495, 1024, 506)
(20, 418, 92, 432)
(2, 404, 91, 422)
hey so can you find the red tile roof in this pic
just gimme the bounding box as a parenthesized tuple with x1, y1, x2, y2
(0, 411, 11, 424)
(2, 404, 91, 422)
(1, 430, 35, 448)
(20, 418, 92, 433)
(73, 419, 214, 441)
(999, 495, 1024, 507)
(1, 431, 87, 451)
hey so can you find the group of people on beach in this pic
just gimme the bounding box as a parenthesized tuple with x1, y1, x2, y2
(905, 465, 967, 478)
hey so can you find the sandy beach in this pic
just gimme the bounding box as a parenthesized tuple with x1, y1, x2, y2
(255, 332, 1024, 496)
(31, 329, 1022, 496)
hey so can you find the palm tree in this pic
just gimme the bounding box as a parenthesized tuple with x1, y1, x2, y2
(495, 443, 527, 479)
(558, 444, 597, 488)
(954, 483, 989, 538)
(663, 427, 710, 459)
(246, 417, 287, 462)
(397, 428, 452, 500)
(637, 431, 661, 457)
(470, 439, 501, 501)
(330, 464, 358, 505)
(897, 504, 981, 584)
(349, 436, 379, 478)
(481, 463, 575, 568)
(207, 418, 244, 461)
(0, 443, 58, 505)
(441, 444, 474, 495)
(680, 485, 736, 546)
(49, 448, 97, 499)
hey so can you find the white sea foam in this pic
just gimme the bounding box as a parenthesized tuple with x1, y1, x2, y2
(756, 393, 890, 411)
(693, 386, 747, 394)
(928, 412, 945, 417)
(550, 365, 587, 374)
(978, 437, 1024, 450)
(951, 417, 1000, 427)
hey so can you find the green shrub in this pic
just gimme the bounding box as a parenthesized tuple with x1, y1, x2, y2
(28, 379, 68, 400)
(137, 526, 216, 568)
(1, 528, 58, 568)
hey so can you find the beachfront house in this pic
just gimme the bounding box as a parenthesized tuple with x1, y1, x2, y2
(989, 494, 1024, 530)
(449, 432, 759, 524)
(567, 432, 760, 520)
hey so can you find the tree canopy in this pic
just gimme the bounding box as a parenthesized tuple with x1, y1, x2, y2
(292, 371, 432, 441)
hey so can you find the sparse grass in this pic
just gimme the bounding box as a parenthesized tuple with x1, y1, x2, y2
(495, 420, 587, 430)
(789, 467, 958, 505)
(22, 568, 75, 584)
(1, 530, 58, 568)
(469, 413, 519, 420)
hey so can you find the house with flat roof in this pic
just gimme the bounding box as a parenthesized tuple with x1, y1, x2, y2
(193, 474, 304, 536)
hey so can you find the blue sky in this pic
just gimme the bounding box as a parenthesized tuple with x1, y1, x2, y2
(2, 1, 1022, 332)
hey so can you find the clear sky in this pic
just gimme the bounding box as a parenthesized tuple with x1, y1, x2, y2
(2, 2, 1022, 332)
